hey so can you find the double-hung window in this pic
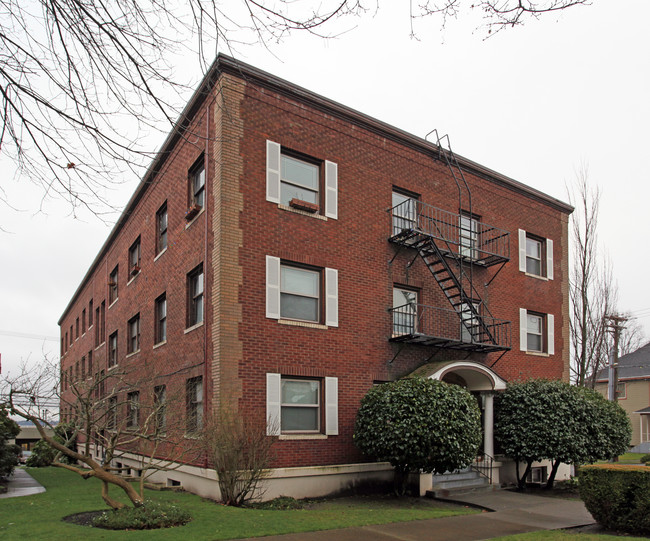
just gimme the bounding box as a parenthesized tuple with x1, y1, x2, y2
(128, 314, 140, 354)
(266, 256, 338, 327)
(459, 212, 479, 260)
(266, 140, 338, 219)
(108, 331, 118, 367)
(156, 202, 168, 254)
(187, 265, 204, 327)
(155, 293, 167, 344)
(518, 229, 554, 279)
(519, 309, 554, 354)
(126, 391, 139, 429)
(266, 374, 338, 436)
(154, 385, 166, 434)
(186, 377, 203, 434)
(129, 237, 141, 277)
(190, 161, 205, 209)
(109, 266, 118, 304)
(392, 287, 418, 335)
(391, 190, 418, 237)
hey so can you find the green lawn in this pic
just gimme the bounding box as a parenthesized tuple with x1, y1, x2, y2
(493, 532, 649, 541)
(1, 467, 476, 540)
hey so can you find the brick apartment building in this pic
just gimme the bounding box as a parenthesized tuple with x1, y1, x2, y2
(59, 55, 572, 499)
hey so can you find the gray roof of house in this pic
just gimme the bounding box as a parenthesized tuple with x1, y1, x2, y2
(596, 341, 650, 381)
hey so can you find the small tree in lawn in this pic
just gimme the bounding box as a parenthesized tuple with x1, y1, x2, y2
(354, 377, 481, 495)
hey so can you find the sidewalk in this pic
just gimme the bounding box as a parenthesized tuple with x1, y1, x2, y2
(243, 490, 595, 541)
(0, 468, 45, 499)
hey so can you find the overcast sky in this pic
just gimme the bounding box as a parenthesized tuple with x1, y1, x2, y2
(2, 0, 649, 379)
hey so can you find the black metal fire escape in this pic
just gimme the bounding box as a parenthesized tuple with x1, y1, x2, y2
(388, 132, 511, 353)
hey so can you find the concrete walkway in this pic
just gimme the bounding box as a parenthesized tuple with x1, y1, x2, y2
(244, 490, 595, 541)
(0, 468, 45, 499)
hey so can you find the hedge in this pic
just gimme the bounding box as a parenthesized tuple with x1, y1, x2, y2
(579, 464, 650, 535)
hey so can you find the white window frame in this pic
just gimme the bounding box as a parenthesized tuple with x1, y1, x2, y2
(266, 256, 338, 327)
(519, 308, 554, 355)
(266, 373, 338, 436)
(392, 286, 418, 335)
(518, 229, 553, 280)
(459, 212, 479, 260)
(391, 190, 417, 236)
(266, 140, 337, 219)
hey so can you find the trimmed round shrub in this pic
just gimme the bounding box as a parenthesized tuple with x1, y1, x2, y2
(354, 377, 481, 493)
(640, 453, 650, 465)
(92, 501, 191, 530)
(579, 464, 650, 535)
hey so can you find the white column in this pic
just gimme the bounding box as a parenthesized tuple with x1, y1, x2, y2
(483, 392, 494, 458)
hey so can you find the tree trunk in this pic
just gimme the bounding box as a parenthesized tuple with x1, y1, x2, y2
(544, 459, 561, 489)
(517, 460, 533, 490)
(393, 466, 410, 496)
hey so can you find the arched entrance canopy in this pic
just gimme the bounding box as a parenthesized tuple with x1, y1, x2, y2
(408, 361, 507, 391)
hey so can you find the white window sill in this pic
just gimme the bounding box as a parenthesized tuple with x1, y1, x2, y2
(278, 319, 328, 330)
(184, 321, 204, 334)
(126, 349, 140, 359)
(277, 203, 327, 221)
(153, 340, 167, 350)
(524, 272, 549, 281)
(108, 363, 119, 371)
(127, 272, 140, 286)
(525, 351, 550, 357)
(95, 342, 106, 351)
(108, 299, 118, 309)
(185, 207, 205, 229)
(279, 434, 328, 440)
(154, 248, 167, 262)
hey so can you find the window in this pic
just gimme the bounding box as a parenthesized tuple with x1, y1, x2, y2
(616, 382, 627, 400)
(190, 160, 205, 209)
(392, 287, 418, 335)
(109, 266, 118, 304)
(186, 377, 203, 434)
(154, 385, 166, 434)
(70, 326, 73, 345)
(128, 314, 140, 354)
(266, 141, 338, 219)
(459, 212, 479, 260)
(128, 237, 141, 277)
(107, 396, 118, 430)
(100, 301, 106, 343)
(519, 309, 554, 355)
(82, 309, 86, 334)
(88, 350, 93, 375)
(108, 331, 118, 367)
(75, 361, 79, 381)
(155, 293, 167, 344)
(75, 317, 79, 339)
(61, 337, 65, 356)
(266, 256, 338, 327)
(391, 190, 418, 236)
(518, 229, 554, 279)
(94, 306, 100, 345)
(156, 202, 168, 254)
(89, 299, 93, 327)
(281, 265, 320, 322)
(81, 356, 86, 379)
(65, 332, 68, 351)
(266, 374, 338, 436)
(187, 265, 204, 327)
(126, 391, 140, 429)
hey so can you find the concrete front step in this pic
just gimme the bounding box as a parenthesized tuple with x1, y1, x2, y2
(433, 470, 480, 483)
(433, 476, 489, 491)
(426, 482, 499, 500)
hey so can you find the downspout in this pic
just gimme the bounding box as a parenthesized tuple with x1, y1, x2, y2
(202, 97, 212, 470)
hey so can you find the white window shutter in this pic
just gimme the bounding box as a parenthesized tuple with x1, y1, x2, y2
(519, 308, 528, 351)
(266, 256, 281, 319)
(546, 239, 554, 280)
(325, 268, 339, 327)
(547, 314, 555, 355)
(518, 229, 527, 272)
(325, 161, 338, 219)
(266, 373, 281, 436)
(266, 140, 281, 204)
(325, 377, 338, 435)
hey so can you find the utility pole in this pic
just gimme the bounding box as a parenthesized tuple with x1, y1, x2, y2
(604, 314, 627, 401)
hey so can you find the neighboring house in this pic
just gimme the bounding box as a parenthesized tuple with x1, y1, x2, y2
(12, 421, 54, 451)
(595, 342, 650, 452)
(58, 55, 572, 499)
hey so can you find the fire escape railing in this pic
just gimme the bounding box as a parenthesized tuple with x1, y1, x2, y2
(390, 199, 509, 266)
(390, 303, 511, 351)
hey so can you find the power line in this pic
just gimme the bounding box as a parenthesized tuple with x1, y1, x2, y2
(0, 330, 59, 342)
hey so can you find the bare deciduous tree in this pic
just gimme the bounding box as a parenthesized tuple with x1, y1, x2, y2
(568, 168, 644, 387)
(2, 0, 589, 219)
(1, 357, 201, 509)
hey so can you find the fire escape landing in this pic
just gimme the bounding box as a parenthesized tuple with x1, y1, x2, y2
(389, 199, 511, 353)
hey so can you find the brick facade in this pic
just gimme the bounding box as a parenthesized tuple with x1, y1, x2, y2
(59, 55, 572, 491)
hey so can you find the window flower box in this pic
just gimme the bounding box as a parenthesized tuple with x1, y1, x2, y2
(289, 198, 319, 213)
(185, 204, 202, 221)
